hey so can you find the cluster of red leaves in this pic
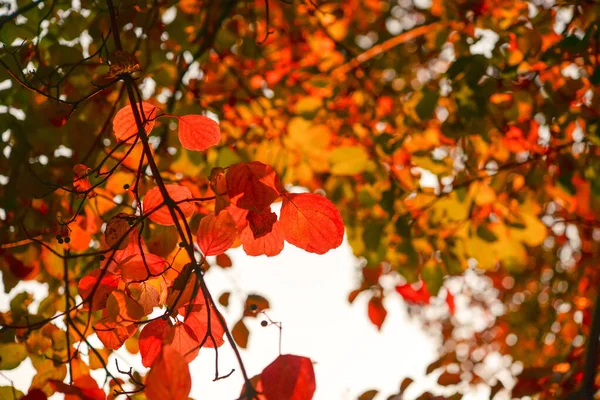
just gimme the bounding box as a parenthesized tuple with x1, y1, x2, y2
(67, 104, 344, 399)
(142, 160, 345, 257)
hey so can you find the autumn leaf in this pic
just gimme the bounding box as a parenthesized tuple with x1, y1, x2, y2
(395, 281, 431, 305)
(104, 213, 133, 249)
(260, 354, 316, 400)
(177, 115, 221, 151)
(21, 389, 47, 400)
(113, 102, 159, 143)
(247, 208, 278, 239)
(232, 319, 249, 348)
(118, 253, 167, 280)
(446, 289, 456, 315)
(146, 345, 191, 400)
(94, 318, 137, 350)
(226, 162, 283, 211)
(240, 220, 285, 257)
(196, 211, 237, 256)
(139, 319, 169, 368)
(182, 302, 226, 349)
(368, 297, 387, 330)
(73, 164, 96, 198)
(143, 184, 195, 226)
(77, 270, 120, 311)
(49, 375, 105, 400)
(279, 193, 344, 254)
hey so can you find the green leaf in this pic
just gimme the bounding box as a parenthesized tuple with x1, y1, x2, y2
(0, 386, 23, 400)
(415, 89, 439, 121)
(476, 224, 498, 242)
(0, 343, 27, 370)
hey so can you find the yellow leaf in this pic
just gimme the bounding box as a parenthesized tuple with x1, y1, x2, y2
(329, 146, 370, 175)
(295, 96, 322, 115)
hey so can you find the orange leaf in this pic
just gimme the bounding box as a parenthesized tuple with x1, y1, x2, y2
(232, 319, 249, 348)
(177, 115, 221, 151)
(73, 164, 96, 198)
(368, 297, 387, 330)
(113, 102, 159, 143)
(119, 253, 167, 280)
(146, 345, 191, 400)
(260, 354, 316, 400)
(143, 184, 195, 226)
(280, 193, 344, 254)
(182, 302, 226, 348)
(77, 270, 120, 311)
(226, 162, 283, 211)
(196, 211, 237, 256)
(240, 221, 285, 257)
(104, 213, 132, 250)
(94, 318, 137, 350)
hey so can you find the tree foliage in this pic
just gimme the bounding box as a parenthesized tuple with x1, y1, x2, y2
(0, 0, 599, 399)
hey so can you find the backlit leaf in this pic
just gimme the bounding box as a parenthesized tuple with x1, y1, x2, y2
(280, 193, 344, 254)
(177, 115, 221, 151)
(196, 211, 237, 256)
(113, 102, 159, 143)
(146, 345, 191, 400)
(143, 184, 195, 226)
(226, 162, 282, 211)
(260, 354, 316, 400)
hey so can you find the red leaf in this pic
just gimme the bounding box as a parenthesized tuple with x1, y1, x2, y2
(139, 318, 169, 368)
(226, 162, 282, 211)
(196, 211, 237, 256)
(113, 102, 159, 143)
(446, 289, 455, 315)
(368, 297, 387, 330)
(143, 184, 195, 226)
(73, 164, 96, 197)
(22, 389, 47, 400)
(240, 221, 285, 257)
(182, 302, 226, 348)
(226, 203, 250, 232)
(177, 115, 220, 151)
(247, 208, 277, 239)
(146, 345, 191, 400)
(260, 354, 316, 400)
(280, 193, 344, 254)
(395, 281, 431, 305)
(50, 376, 105, 400)
(94, 318, 137, 350)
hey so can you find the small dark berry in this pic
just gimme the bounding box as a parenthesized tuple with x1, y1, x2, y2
(99, 255, 105, 261)
(128, 221, 134, 226)
(178, 242, 185, 248)
(56, 234, 62, 241)
(57, 238, 64, 244)
(260, 320, 268, 327)
(123, 184, 130, 190)
(64, 237, 71, 243)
